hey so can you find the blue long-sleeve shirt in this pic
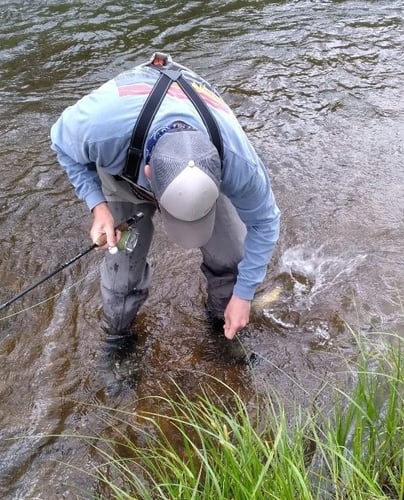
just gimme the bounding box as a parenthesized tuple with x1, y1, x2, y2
(50, 60, 280, 300)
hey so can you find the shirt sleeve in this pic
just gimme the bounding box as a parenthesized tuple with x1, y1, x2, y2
(50, 109, 107, 211)
(221, 149, 280, 300)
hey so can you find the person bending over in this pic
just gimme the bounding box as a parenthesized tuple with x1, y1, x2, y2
(50, 52, 280, 357)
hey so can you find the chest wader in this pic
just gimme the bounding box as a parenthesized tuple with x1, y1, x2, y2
(102, 53, 226, 337)
(102, 54, 242, 342)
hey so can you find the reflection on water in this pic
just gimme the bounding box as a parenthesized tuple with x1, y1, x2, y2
(0, 0, 404, 497)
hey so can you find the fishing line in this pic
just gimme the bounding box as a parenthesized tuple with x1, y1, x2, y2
(0, 212, 144, 316)
(234, 335, 311, 396)
(0, 264, 100, 323)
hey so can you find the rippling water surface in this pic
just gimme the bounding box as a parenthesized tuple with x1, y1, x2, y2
(0, 1, 403, 497)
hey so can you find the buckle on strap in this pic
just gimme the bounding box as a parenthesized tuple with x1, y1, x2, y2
(126, 146, 143, 162)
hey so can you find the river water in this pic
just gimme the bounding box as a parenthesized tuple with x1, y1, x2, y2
(0, 0, 403, 497)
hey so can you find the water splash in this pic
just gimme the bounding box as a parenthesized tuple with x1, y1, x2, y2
(252, 245, 370, 348)
(278, 244, 368, 310)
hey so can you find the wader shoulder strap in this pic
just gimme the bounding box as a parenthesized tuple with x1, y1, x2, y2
(121, 60, 223, 184)
(176, 74, 223, 160)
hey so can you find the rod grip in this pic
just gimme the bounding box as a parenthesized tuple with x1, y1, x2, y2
(94, 221, 129, 247)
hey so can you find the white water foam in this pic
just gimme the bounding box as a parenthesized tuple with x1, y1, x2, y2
(278, 244, 368, 310)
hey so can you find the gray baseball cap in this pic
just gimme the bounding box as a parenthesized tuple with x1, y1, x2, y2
(149, 130, 221, 248)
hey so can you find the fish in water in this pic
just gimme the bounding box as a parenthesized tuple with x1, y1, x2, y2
(252, 287, 282, 310)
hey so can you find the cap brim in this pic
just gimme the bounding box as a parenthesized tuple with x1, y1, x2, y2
(160, 205, 216, 249)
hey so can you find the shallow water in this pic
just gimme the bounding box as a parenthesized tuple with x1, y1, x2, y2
(0, 0, 403, 497)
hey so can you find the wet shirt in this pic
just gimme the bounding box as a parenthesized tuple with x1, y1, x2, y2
(50, 61, 280, 300)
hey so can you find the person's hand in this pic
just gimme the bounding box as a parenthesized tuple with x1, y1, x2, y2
(90, 202, 118, 250)
(223, 295, 251, 340)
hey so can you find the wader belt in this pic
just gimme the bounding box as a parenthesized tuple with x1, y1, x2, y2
(119, 60, 223, 186)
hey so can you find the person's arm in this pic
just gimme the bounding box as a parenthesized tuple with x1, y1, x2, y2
(50, 114, 107, 210)
(50, 113, 117, 248)
(221, 151, 281, 339)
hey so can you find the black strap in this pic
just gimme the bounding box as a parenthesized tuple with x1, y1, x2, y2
(175, 74, 223, 160)
(120, 62, 223, 184)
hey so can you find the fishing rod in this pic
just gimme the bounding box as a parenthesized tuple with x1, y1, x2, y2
(0, 212, 144, 313)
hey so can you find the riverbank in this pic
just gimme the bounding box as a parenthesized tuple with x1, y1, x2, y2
(73, 330, 403, 499)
